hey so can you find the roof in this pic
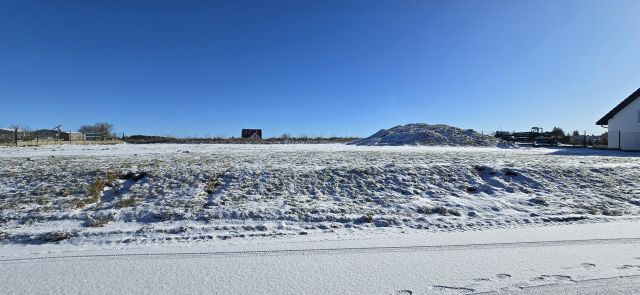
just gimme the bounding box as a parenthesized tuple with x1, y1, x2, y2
(596, 88, 640, 125)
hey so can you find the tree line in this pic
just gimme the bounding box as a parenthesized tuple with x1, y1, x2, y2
(548, 127, 607, 145)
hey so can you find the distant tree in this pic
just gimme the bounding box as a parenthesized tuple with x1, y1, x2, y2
(79, 122, 113, 135)
(600, 132, 608, 145)
(566, 130, 581, 145)
(10, 125, 19, 145)
(550, 127, 565, 137)
(550, 127, 569, 144)
(19, 126, 32, 140)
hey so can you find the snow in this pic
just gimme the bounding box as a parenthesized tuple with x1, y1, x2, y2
(1, 221, 639, 294)
(349, 123, 510, 147)
(1, 143, 640, 245)
(1, 143, 640, 293)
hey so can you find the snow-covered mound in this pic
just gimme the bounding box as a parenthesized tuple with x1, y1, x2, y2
(350, 123, 510, 147)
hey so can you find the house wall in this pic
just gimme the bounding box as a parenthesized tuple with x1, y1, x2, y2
(608, 97, 640, 150)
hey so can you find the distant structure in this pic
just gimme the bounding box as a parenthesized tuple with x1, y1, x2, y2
(84, 132, 106, 141)
(241, 129, 262, 139)
(68, 132, 84, 141)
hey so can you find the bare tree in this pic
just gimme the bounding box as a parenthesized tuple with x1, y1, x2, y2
(79, 122, 114, 138)
(10, 125, 19, 145)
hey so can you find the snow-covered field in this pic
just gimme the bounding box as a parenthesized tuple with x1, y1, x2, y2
(1, 143, 640, 294)
(1, 143, 640, 245)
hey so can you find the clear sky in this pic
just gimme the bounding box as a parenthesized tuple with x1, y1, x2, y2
(1, 0, 639, 138)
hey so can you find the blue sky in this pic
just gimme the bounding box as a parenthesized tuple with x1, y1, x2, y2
(1, 0, 639, 137)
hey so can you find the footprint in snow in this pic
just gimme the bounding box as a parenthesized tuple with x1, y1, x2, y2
(393, 290, 412, 295)
(495, 273, 512, 280)
(513, 281, 531, 289)
(471, 277, 491, 282)
(580, 263, 596, 269)
(531, 275, 575, 283)
(617, 265, 640, 270)
(430, 285, 476, 294)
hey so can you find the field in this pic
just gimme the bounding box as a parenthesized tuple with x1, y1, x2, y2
(1, 143, 639, 245)
(2, 143, 640, 294)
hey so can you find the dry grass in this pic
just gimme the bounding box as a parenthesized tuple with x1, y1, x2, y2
(72, 176, 106, 209)
(416, 206, 462, 217)
(0, 231, 9, 241)
(205, 174, 224, 194)
(114, 197, 138, 209)
(85, 215, 114, 227)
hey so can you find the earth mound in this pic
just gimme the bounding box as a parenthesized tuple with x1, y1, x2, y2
(349, 123, 511, 147)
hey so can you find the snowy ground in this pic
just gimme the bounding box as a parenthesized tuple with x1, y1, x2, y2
(1, 221, 639, 294)
(1, 143, 640, 245)
(1, 143, 640, 293)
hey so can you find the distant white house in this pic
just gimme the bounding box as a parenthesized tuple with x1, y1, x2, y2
(597, 88, 640, 150)
(68, 132, 84, 141)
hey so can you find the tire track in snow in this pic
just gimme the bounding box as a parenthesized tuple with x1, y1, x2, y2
(2, 237, 640, 263)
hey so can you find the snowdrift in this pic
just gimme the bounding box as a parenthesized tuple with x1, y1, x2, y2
(350, 123, 510, 147)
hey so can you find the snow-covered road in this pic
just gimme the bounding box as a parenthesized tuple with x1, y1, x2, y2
(1, 221, 639, 294)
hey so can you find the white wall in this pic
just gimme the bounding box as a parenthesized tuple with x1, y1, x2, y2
(608, 97, 640, 150)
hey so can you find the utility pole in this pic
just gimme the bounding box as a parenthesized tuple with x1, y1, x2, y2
(13, 126, 18, 146)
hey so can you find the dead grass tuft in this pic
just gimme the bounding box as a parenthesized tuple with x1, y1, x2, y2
(114, 197, 138, 209)
(416, 206, 462, 217)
